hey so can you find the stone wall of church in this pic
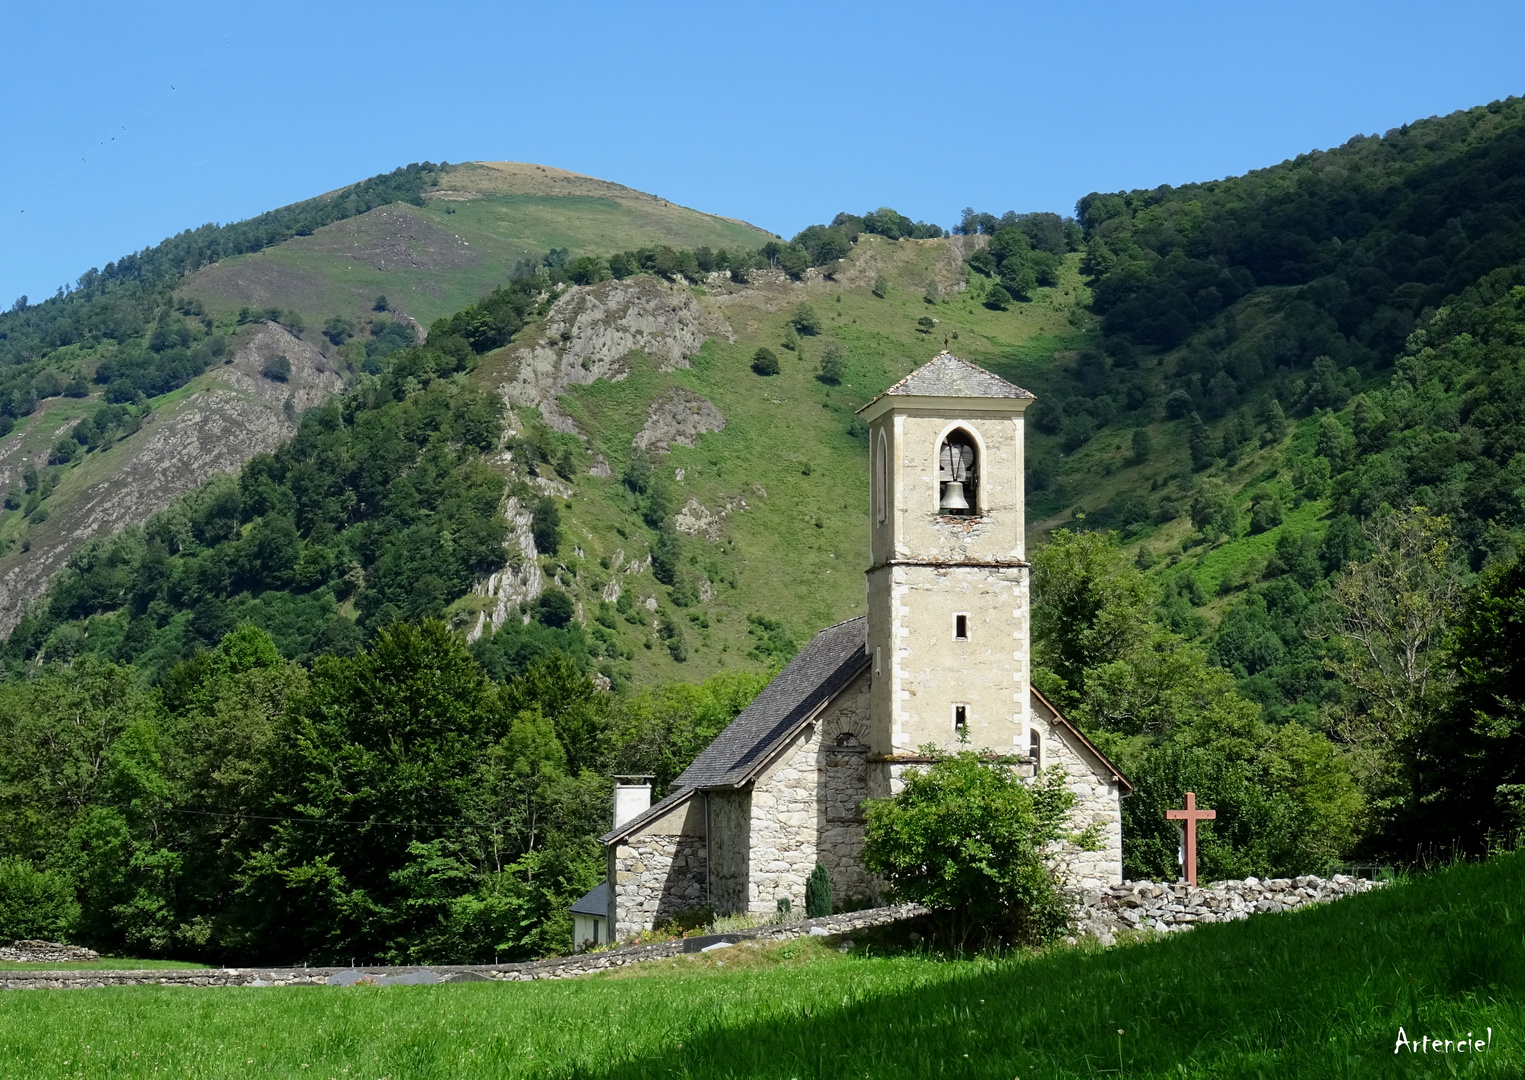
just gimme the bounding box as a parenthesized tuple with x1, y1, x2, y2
(1031, 703, 1124, 890)
(609, 795, 707, 940)
(745, 669, 879, 914)
(706, 789, 751, 916)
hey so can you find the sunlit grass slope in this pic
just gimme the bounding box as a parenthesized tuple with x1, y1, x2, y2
(3, 853, 1519, 1078)
(181, 162, 774, 330)
(465, 236, 1090, 685)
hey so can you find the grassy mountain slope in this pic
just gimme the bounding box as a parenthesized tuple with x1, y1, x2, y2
(6, 854, 1522, 1078)
(453, 233, 1085, 685)
(181, 162, 774, 330)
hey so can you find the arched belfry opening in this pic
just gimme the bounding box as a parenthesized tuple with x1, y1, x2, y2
(937, 429, 979, 516)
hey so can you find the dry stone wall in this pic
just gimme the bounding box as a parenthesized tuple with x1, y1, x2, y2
(610, 833, 707, 940)
(1080, 874, 1384, 941)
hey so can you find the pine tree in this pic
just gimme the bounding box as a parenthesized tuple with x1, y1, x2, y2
(1264, 398, 1287, 443)
(1187, 412, 1213, 471)
(805, 863, 833, 918)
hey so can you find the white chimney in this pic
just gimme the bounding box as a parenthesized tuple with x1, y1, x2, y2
(613, 776, 653, 830)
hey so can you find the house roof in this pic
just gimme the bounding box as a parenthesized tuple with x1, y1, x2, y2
(859, 352, 1033, 413)
(568, 879, 608, 917)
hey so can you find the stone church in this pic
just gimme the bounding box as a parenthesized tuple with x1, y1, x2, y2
(586, 352, 1131, 943)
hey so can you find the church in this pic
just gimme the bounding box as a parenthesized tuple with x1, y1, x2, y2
(584, 352, 1131, 944)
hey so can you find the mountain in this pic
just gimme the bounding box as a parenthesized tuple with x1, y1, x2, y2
(180, 162, 774, 330)
(0, 163, 772, 633)
(7, 95, 1525, 707)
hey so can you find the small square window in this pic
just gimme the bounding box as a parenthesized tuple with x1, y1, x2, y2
(954, 614, 968, 640)
(954, 704, 967, 731)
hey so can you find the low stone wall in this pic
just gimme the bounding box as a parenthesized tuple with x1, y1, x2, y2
(0, 904, 928, 990)
(1080, 874, 1383, 941)
(0, 940, 100, 963)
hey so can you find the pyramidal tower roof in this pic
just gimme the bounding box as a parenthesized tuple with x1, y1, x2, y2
(868, 352, 1034, 406)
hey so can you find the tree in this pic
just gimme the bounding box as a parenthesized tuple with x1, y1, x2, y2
(1130, 428, 1152, 465)
(1190, 479, 1239, 540)
(1409, 546, 1525, 849)
(818, 342, 844, 385)
(1249, 489, 1284, 534)
(1316, 509, 1460, 794)
(260, 355, 292, 382)
(1031, 530, 1155, 706)
(790, 304, 820, 335)
(805, 863, 832, 917)
(1187, 411, 1212, 471)
(536, 586, 574, 629)
(751, 347, 779, 376)
(863, 749, 1087, 947)
(1263, 398, 1287, 443)
(872, 273, 888, 298)
(531, 497, 560, 556)
(984, 284, 1011, 311)
(0, 858, 80, 941)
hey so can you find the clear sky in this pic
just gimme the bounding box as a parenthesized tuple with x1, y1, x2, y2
(2, 0, 1522, 305)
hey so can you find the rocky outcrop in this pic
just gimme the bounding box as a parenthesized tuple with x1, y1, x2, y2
(467, 495, 542, 643)
(496, 276, 732, 432)
(631, 388, 724, 454)
(0, 322, 343, 635)
(1079, 874, 1384, 943)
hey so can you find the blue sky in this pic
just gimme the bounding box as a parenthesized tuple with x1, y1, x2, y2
(2, 0, 1522, 305)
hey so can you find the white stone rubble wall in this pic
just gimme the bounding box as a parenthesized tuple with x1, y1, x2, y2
(1081, 874, 1384, 939)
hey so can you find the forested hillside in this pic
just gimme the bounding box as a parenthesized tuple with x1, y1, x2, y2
(2, 97, 1525, 962)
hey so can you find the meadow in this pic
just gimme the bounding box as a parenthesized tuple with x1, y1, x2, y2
(3, 854, 1520, 1079)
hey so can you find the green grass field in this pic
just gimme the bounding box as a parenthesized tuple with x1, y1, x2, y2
(4, 854, 1520, 1078)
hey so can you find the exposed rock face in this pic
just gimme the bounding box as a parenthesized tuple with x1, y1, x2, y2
(467, 495, 541, 643)
(0, 322, 343, 635)
(497, 276, 732, 431)
(631, 388, 724, 454)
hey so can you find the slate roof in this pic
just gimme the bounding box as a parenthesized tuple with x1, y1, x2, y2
(569, 880, 608, 917)
(600, 616, 869, 845)
(869, 351, 1034, 404)
(675, 616, 869, 788)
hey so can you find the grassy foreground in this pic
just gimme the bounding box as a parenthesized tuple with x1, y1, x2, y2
(4, 855, 1523, 1078)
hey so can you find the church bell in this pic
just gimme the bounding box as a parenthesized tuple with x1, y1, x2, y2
(939, 481, 970, 512)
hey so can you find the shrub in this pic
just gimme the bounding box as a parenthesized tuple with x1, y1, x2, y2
(984, 284, 1012, 310)
(531, 497, 560, 555)
(751, 348, 779, 376)
(916, 316, 935, 334)
(789, 304, 820, 335)
(818, 343, 844, 385)
(863, 748, 1088, 947)
(260, 354, 292, 382)
(535, 586, 574, 628)
(871, 273, 888, 298)
(805, 863, 832, 917)
(0, 858, 80, 942)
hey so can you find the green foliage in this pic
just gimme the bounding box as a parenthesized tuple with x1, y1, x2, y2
(1408, 545, 1525, 849)
(531, 497, 561, 555)
(983, 284, 1011, 311)
(1033, 531, 1361, 877)
(804, 863, 832, 918)
(864, 749, 1083, 946)
(789, 305, 820, 336)
(817, 342, 844, 385)
(0, 857, 80, 941)
(259, 354, 291, 382)
(745, 614, 796, 666)
(750, 347, 779, 376)
(3, 339, 507, 674)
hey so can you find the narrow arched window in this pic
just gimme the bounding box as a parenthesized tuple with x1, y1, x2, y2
(874, 429, 889, 524)
(937, 430, 978, 516)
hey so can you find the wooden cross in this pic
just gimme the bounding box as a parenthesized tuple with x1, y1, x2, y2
(1165, 791, 1216, 887)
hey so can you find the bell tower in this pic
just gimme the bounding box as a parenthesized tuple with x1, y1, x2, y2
(858, 352, 1035, 787)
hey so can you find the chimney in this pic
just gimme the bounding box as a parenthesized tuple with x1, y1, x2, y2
(613, 776, 653, 830)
